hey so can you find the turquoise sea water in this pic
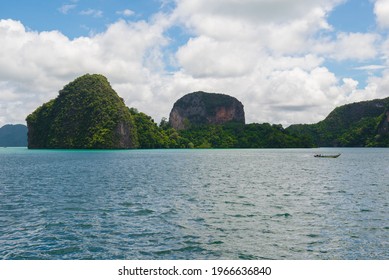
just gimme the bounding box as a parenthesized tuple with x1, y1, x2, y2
(0, 148, 388, 259)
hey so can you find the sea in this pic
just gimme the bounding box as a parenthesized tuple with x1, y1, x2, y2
(0, 147, 388, 260)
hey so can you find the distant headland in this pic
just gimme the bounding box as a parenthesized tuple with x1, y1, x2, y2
(1, 73, 388, 148)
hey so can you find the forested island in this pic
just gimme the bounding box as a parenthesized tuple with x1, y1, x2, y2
(26, 74, 138, 149)
(1, 74, 388, 148)
(288, 97, 389, 147)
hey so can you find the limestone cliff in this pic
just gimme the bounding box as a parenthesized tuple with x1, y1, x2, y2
(26, 74, 138, 149)
(169, 91, 245, 130)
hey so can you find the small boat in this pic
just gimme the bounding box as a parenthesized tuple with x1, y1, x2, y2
(314, 153, 341, 158)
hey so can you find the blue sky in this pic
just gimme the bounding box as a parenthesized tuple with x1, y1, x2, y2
(0, 0, 168, 37)
(326, 0, 383, 86)
(1, 0, 389, 126)
(328, 0, 376, 33)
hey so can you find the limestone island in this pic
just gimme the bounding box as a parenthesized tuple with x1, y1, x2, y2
(26, 74, 138, 149)
(169, 91, 245, 130)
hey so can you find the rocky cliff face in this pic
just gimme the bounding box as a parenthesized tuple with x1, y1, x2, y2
(26, 74, 138, 149)
(169, 91, 245, 130)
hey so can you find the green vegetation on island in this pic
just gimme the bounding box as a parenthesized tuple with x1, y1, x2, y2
(287, 97, 389, 147)
(132, 95, 389, 148)
(22, 74, 389, 149)
(178, 122, 313, 148)
(26, 74, 138, 149)
(129, 108, 190, 148)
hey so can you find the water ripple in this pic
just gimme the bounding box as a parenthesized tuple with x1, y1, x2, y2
(0, 148, 388, 259)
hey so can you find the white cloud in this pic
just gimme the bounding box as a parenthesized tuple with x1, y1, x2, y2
(80, 9, 103, 18)
(173, 0, 334, 52)
(321, 32, 380, 61)
(176, 36, 259, 78)
(353, 65, 387, 71)
(116, 9, 135, 17)
(374, 0, 389, 28)
(380, 37, 389, 63)
(58, 4, 77, 15)
(0, 19, 168, 126)
(365, 69, 389, 99)
(245, 67, 355, 124)
(170, 0, 339, 81)
(266, 55, 324, 71)
(174, 0, 341, 25)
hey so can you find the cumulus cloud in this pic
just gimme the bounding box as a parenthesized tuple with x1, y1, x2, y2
(171, 0, 338, 79)
(317, 32, 380, 61)
(366, 69, 389, 98)
(176, 36, 259, 78)
(173, 0, 334, 52)
(0, 18, 169, 126)
(374, 0, 389, 28)
(174, 0, 340, 25)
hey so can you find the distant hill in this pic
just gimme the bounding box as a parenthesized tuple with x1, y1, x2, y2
(0, 124, 27, 147)
(287, 97, 389, 147)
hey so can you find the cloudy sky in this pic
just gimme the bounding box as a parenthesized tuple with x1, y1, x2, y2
(1, 0, 389, 127)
